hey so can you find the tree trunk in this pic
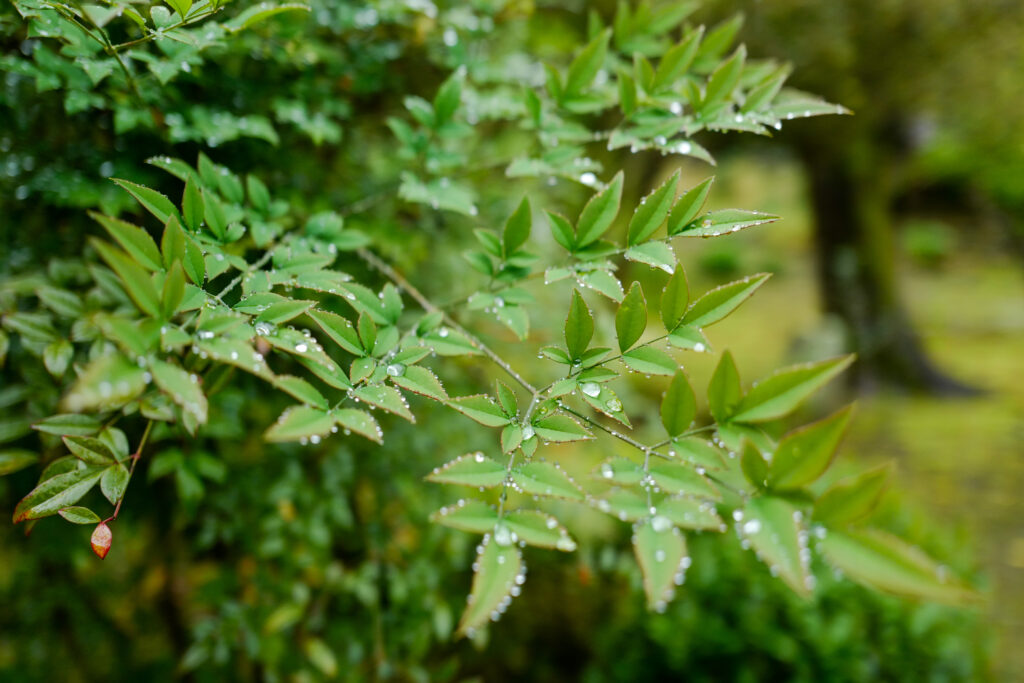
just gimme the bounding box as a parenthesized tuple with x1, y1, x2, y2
(800, 143, 977, 395)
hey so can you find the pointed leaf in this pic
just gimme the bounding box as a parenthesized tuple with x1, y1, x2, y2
(427, 452, 506, 488)
(448, 395, 510, 427)
(504, 510, 576, 551)
(457, 535, 523, 636)
(390, 365, 448, 402)
(512, 461, 584, 500)
(0, 450, 39, 476)
(769, 406, 853, 490)
(564, 28, 611, 97)
(113, 178, 178, 225)
(308, 309, 364, 356)
(682, 273, 770, 328)
(814, 463, 891, 526)
(91, 213, 163, 271)
(431, 500, 499, 534)
(658, 496, 723, 531)
(667, 177, 714, 234)
(100, 463, 130, 505)
(661, 371, 696, 437)
(532, 414, 592, 442)
(576, 172, 623, 247)
(627, 170, 679, 245)
(732, 356, 854, 423)
(649, 460, 721, 501)
(819, 529, 975, 604)
(615, 282, 647, 352)
(150, 358, 208, 424)
(708, 350, 742, 422)
(622, 346, 677, 376)
(334, 409, 383, 443)
(58, 506, 102, 525)
(352, 385, 414, 422)
(564, 289, 594, 360)
(13, 466, 105, 522)
(678, 209, 778, 237)
(624, 241, 676, 273)
(90, 239, 160, 316)
(502, 197, 532, 257)
(741, 496, 811, 596)
(660, 267, 690, 331)
(633, 521, 688, 609)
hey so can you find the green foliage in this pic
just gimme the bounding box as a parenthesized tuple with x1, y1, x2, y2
(0, 0, 983, 676)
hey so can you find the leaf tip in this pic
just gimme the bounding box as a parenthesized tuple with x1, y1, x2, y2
(91, 522, 112, 559)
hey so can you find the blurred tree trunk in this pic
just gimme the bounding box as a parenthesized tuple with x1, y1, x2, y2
(796, 135, 976, 394)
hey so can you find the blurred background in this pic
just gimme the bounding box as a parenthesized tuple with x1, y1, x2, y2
(1, 0, 1022, 680)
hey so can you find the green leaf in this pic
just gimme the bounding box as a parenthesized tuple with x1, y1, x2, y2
(660, 268, 690, 332)
(100, 462, 130, 505)
(112, 179, 178, 226)
(36, 286, 84, 318)
(150, 358, 208, 425)
(652, 26, 703, 90)
(624, 241, 676, 273)
(502, 197, 532, 257)
(741, 496, 811, 596)
(43, 339, 73, 378)
(703, 45, 746, 108)
(633, 520, 688, 609)
(732, 356, 854, 423)
(532, 414, 592, 443)
(564, 289, 594, 360)
(272, 376, 328, 410)
(615, 282, 647, 352)
(58, 506, 102, 525)
(504, 510, 576, 551)
(819, 529, 975, 604)
(512, 461, 584, 500)
(426, 452, 506, 488)
(334, 409, 383, 443)
(224, 2, 311, 32)
(431, 499, 498, 534)
(547, 211, 576, 251)
(433, 66, 464, 125)
(593, 457, 644, 485)
(667, 177, 714, 234)
(667, 325, 711, 353)
(90, 213, 163, 271)
(708, 350, 742, 423)
(649, 460, 721, 500)
(682, 273, 770, 328)
(422, 327, 481, 357)
(90, 239, 160, 316)
(495, 381, 518, 417)
(264, 405, 335, 443)
(769, 406, 853, 490)
(671, 437, 726, 471)
(814, 463, 891, 526)
(390, 366, 448, 402)
(448, 395, 510, 428)
(0, 449, 39, 476)
(13, 465, 105, 522)
(661, 371, 696, 437)
(501, 424, 523, 453)
(678, 209, 778, 238)
(161, 262, 186, 319)
(203, 191, 227, 240)
(352, 385, 414, 422)
(457, 535, 523, 636)
(182, 175, 204, 232)
(579, 269, 624, 302)
(622, 346, 677, 376)
(62, 354, 147, 413)
(255, 300, 314, 325)
(627, 170, 679, 245)
(63, 436, 116, 465)
(576, 171, 623, 247)
(564, 28, 611, 98)
(308, 309, 364, 356)
(658, 496, 723, 531)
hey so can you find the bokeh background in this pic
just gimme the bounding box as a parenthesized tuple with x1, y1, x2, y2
(1, 0, 1022, 680)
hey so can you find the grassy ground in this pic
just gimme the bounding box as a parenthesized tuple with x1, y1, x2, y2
(692, 154, 1024, 679)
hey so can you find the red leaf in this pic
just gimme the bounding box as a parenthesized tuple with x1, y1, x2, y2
(91, 522, 112, 559)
